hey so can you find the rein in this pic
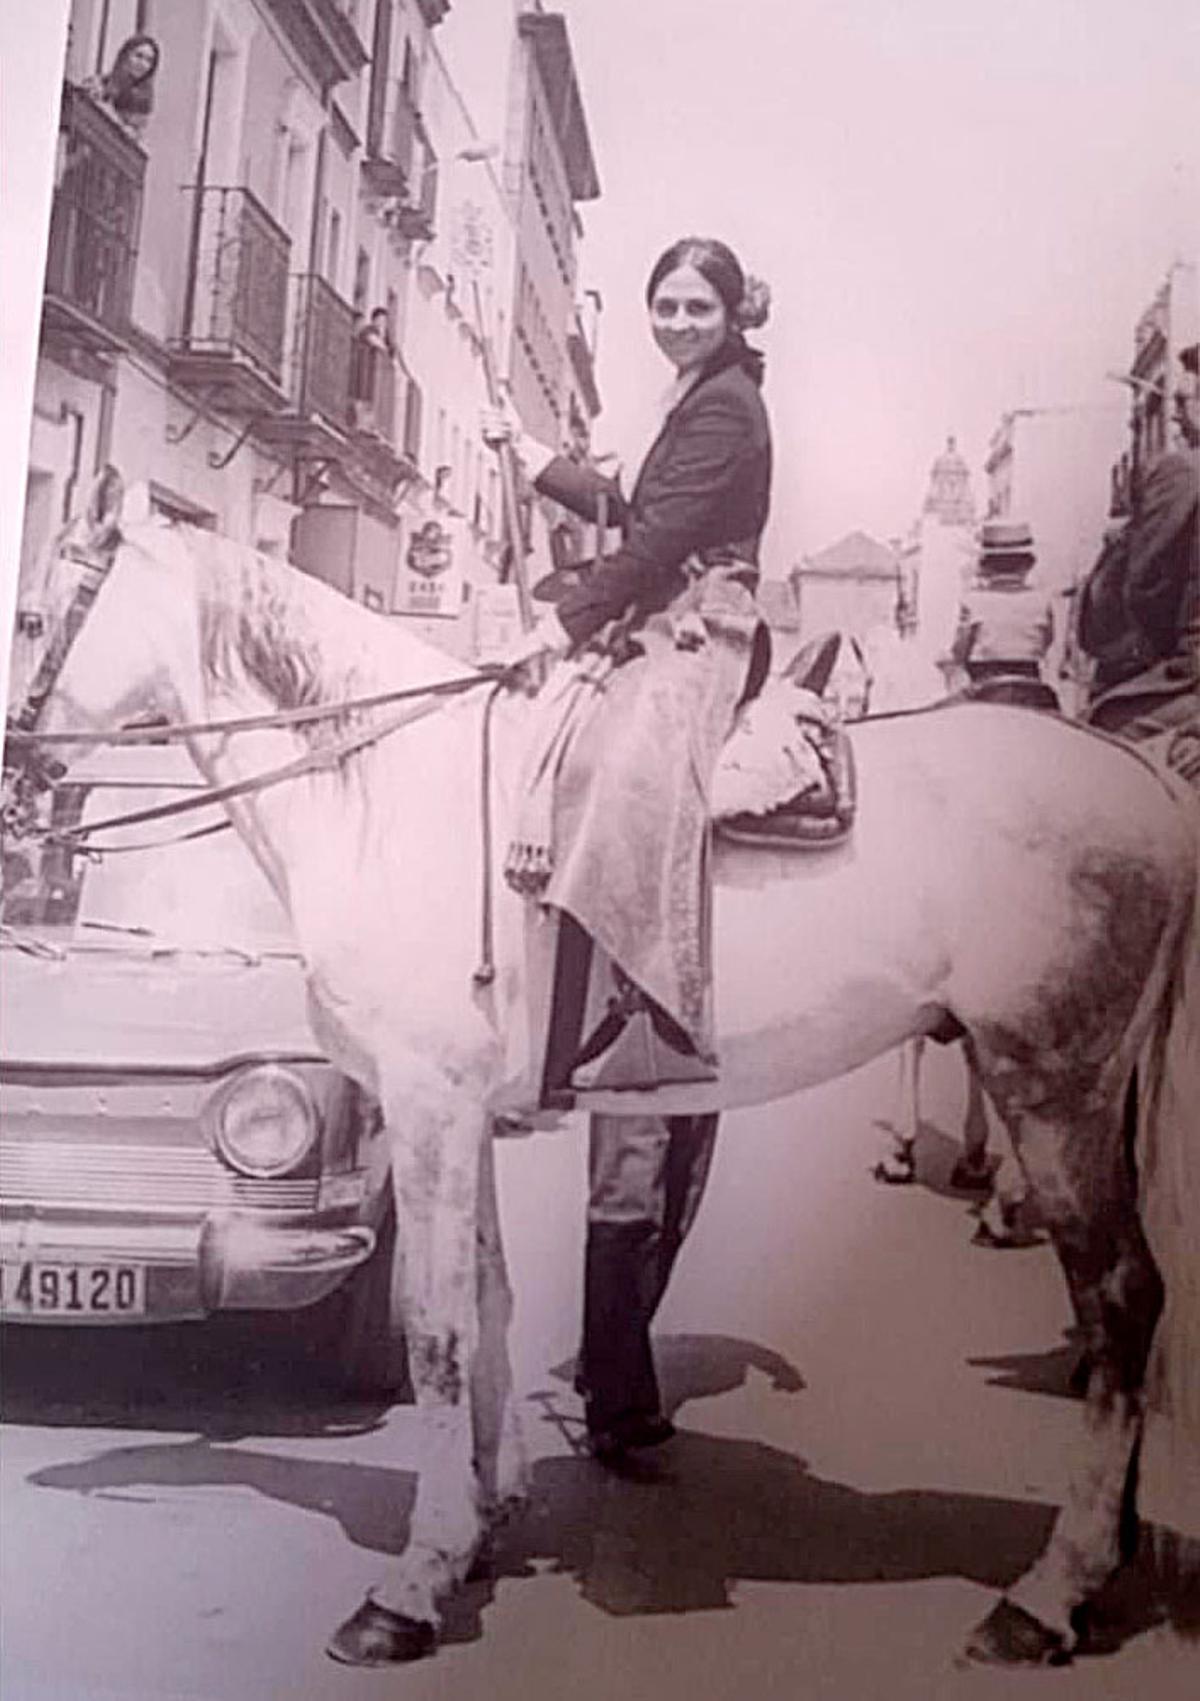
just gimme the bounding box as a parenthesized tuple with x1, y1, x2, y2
(42, 680, 499, 850)
(7, 505, 511, 990)
(5, 670, 498, 749)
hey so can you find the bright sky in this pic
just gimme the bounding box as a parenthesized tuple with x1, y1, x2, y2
(553, 0, 1199, 569)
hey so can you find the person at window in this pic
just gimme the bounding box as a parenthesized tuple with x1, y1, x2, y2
(85, 34, 160, 140)
(351, 307, 394, 430)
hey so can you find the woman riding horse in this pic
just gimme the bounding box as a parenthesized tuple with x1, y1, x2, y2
(483, 237, 773, 1462)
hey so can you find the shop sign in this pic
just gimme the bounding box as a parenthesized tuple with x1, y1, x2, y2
(473, 584, 523, 660)
(396, 518, 462, 618)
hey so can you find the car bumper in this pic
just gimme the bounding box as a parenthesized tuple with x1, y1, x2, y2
(0, 1209, 377, 1323)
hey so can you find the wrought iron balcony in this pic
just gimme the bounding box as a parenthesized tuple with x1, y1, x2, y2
(377, 148, 437, 244)
(363, 84, 419, 201)
(43, 82, 146, 352)
(402, 377, 423, 465)
(171, 185, 291, 414)
(252, 273, 355, 460)
(350, 339, 397, 445)
(405, 146, 438, 240)
(290, 274, 355, 428)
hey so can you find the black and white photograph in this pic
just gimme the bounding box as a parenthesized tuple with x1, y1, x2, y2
(0, 2, 1197, 1697)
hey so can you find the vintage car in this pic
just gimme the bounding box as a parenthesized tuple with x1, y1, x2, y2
(0, 746, 405, 1393)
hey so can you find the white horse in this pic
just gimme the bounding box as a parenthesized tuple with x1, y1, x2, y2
(848, 624, 1031, 1236)
(8, 482, 1199, 1670)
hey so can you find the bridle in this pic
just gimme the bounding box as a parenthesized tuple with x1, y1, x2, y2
(2, 530, 122, 841)
(3, 520, 512, 984)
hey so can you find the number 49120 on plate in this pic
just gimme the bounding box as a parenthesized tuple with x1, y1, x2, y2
(0, 1261, 146, 1318)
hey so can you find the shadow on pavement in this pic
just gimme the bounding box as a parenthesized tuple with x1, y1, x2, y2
(548, 1330, 806, 1420)
(969, 1339, 1087, 1402)
(13, 1327, 1188, 1662)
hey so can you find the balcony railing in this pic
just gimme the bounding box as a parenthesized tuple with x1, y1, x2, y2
(363, 84, 419, 200)
(350, 338, 398, 444)
(179, 186, 291, 385)
(44, 82, 146, 345)
(288, 274, 355, 427)
(402, 377, 423, 464)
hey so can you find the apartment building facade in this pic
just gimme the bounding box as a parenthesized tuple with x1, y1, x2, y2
(19, 0, 603, 663)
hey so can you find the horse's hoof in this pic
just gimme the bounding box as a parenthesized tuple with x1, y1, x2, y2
(325, 1597, 436, 1666)
(964, 1598, 1071, 1667)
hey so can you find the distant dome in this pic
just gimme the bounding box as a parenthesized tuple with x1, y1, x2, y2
(922, 434, 976, 526)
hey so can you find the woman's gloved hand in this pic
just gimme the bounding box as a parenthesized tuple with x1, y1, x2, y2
(480, 404, 524, 456)
(480, 406, 557, 484)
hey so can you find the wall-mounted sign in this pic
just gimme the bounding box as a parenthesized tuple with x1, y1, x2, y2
(473, 583, 523, 661)
(395, 518, 463, 618)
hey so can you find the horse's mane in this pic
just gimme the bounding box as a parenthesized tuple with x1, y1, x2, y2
(165, 524, 462, 716)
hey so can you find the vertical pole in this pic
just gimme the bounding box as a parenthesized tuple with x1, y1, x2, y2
(470, 274, 533, 631)
(94, 0, 112, 76)
(180, 50, 218, 348)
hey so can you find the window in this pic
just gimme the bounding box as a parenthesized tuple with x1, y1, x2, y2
(326, 208, 342, 286)
(402, 39, 419, 102)
(353, 246, 370, 314)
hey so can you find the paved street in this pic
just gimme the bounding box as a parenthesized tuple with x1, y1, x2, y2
(2, 1048, 1196, 1701)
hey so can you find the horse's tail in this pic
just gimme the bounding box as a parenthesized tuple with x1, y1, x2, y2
(1137, 787, 1200, 1545)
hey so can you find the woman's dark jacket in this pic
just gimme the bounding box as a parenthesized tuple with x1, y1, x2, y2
(533, 341, 772, 649)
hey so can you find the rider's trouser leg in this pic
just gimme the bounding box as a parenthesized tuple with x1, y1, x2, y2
(579, 1112, 718, 1438)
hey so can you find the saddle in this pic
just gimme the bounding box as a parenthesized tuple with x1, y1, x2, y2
(963, 674, 1061, 713)
(711, 683, 857, 850)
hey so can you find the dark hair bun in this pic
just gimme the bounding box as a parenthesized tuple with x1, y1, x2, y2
(734, 275, 771, 331)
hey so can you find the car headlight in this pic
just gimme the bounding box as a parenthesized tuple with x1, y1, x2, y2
(212, 1065, 319, 1178)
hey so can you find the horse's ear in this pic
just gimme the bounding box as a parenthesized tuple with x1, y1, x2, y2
(84, 465, 124, 553)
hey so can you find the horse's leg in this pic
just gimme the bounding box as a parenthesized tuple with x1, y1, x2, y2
(949, 1036, 992, 1192)
(965, 1090, 1163, 1664)
(873, 1037, 923, 1184)
(328, 1074, 489, 1665)
(472, 1126, 528, 1524)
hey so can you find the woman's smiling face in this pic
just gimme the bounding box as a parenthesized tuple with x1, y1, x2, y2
(649, 264, 728, 374)
(125, 41, 158, 78)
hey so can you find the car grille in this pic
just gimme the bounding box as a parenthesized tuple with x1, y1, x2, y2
(0, 1139, 319, 1212)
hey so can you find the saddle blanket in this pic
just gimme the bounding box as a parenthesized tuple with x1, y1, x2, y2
(711, 680, 856, 847)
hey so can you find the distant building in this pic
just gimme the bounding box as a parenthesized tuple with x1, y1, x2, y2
(922, 434, 975, 527)
(1108, 260, 1198, 514)
(906, 436, 978, 669)
(982, 403, 1126, 701)
(789, 530, 901, 643)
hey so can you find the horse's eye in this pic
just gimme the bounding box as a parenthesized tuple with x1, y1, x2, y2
(17, 610, 45, 639)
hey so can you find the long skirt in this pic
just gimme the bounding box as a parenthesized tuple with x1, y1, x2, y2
(541, 570, 759, 1058)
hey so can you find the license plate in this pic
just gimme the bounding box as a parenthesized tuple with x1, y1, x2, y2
(0, 1261, 147, 1318)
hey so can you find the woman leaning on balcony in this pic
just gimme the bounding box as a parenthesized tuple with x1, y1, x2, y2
(83, 34, 160, 142)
